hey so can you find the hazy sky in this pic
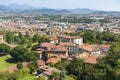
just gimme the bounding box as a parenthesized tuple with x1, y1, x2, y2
(1, 0, 120, 11)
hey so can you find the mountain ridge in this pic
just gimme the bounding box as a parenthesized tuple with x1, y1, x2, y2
(0, 4, 120, 14)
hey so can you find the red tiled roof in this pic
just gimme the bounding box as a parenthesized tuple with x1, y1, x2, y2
(39, 65, 60, 76)
(58, 35, 81, 39)
(100, 44, 110, 49)
(35, 48, 44, 54)
(40, 42, 56, 49)
(47, 57, 61, 64)
(37, 60, 45, 66)
(48, 45, 67, 52)
(85, 55, 98, 64)
(40, 42, 68, 52)
(49, 38, 58, 41)
(60, 42, 76, 46)
(79, 44, 100, 52)
(76, 53, 99, 64)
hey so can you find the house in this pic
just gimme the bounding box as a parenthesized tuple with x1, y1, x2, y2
(58, 35, 83, 45)
(39, 65, 60, 78)
(47, 45, 68, 58)
(60, 42, 79, 54)
(49, 37, 59, 44)
(36, 42, 68, 61)
(47, 57, 61, 64)
(36, 48, 44, 60)
(36, 43, 55, 59)
(76, 53, 100, 64)
(99, 44, 110, 53)
(79, 44, 101, 55)
(46, 28, 61, 36)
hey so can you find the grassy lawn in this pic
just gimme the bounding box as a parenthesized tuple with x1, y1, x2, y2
(0, 55, 15, 72)
(18, 74, 36, 80)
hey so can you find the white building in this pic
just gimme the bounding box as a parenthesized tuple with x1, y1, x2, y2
(73, 38, 83, 45)
(58, 35, 83, 45)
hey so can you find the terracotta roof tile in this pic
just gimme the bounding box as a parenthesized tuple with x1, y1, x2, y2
(37, 60, 45, 66)
(49, 38, 58, 41)
(60, 42, 76, 46)
(40, 42, 67, 52)
(76, 53, 99, 64)
(100, 44, 110, 49)
(39, 65, 60, 76)
(58, 35, 81, 39)
(47, 57, 61, 64)
(79, 44, 100, 52)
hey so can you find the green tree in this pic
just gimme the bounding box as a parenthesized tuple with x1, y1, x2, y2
(55, 60, 70, 70)
(28, 61, 39, 74)
(18, 32, 23, 40)
(66, 76, 75, 80)
(82, 65, 95, 80)
(66, 58, 85, 80)
(32, 33, 40, 42)
(25, 32, 31, 40)
(26, 42, 32, 48)
(96, 32, 103, 44)
(6, 32, 14, 44)
(39, 35, 48, 43)
(14, 36, 21, 44)
(31, 44, 39, 50)
(21, 37, 29, 44)
(105, 42, 120, 68)
(116, 60, 120, 79)
(94, 57, 106, 80)
(25, 51, 37, 62)
(51, 71, 60, 80)
(17, 62, 23, 69)
(83, 31, 97, 44)
(10, 46, 28, 62)
(0, 71, 10, 80)
(103, 64, 115, 80)
(0, 43, 10, 55)
(60, 71, 66, 80)
(38, 76, 46, 80)
(8, 72, 19, 80)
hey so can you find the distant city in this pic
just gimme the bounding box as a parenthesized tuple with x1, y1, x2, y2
(0, 2, 120, 80)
